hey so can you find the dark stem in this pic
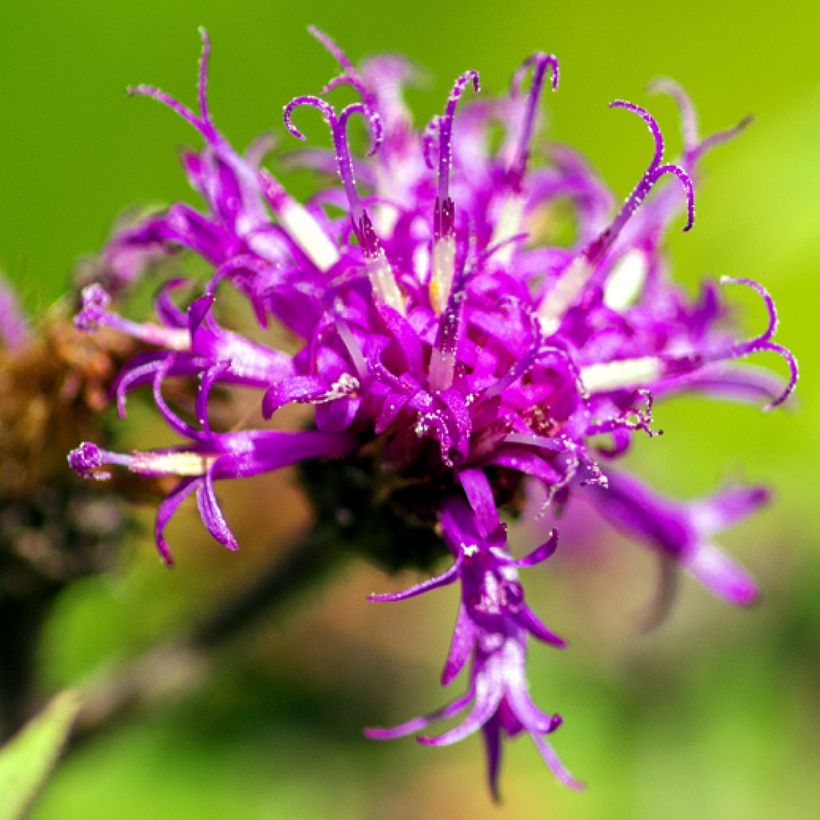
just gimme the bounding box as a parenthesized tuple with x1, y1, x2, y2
(0, 594, 55, 740)
(68, 525, 343, 750)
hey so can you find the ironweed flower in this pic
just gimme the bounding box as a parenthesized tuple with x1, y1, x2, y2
(69, 28, 796, 797)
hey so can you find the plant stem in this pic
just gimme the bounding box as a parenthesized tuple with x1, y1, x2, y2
(69, 525, 342, 750)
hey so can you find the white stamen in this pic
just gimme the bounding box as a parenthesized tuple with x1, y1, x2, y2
(113, 317, 190, 351)
(413, 244, 430, 283)
(537, 254, 594, 335)
(490, 195, 525, 265)
(130, 452, 216, 477)
(367, 252, 406, 315)
(374, 165, 401, 237)
(580, 357, 662, 393)
(429, 235, 456, 314)
(279, 201, 340, 271)
(603, 249, 648, 312)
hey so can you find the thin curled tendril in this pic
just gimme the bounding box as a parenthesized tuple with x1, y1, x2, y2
(197, 26, 212, 130)
(509, 52, 560, 187)
(340, 102, 384, 157)
(282, 95, 335, 141)
(649, 78, 753, 164)
(128, 27, 217, 142)
(308, 24, 356, 73)
(430, 70, 480, 201)
(718, 277, 798, 410)
(283, 96, 383, 228)
(309, 25, 380, 135)
(648, 78, 698, 151)
(610, 100, 666, 171)
(423, 117, 439, 171)
(693, 115, 754, 162)
(583, 101, 695, 265)
(322, 72, 372, 101)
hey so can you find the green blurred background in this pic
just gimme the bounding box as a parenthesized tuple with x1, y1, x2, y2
(1, 0, 818, 817)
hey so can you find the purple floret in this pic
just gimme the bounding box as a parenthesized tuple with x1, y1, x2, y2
(69, 27, 797, 795)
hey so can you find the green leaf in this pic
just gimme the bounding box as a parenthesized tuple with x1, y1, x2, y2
(0, 690, 81, 820)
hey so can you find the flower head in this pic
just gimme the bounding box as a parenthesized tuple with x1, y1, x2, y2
(69, 28, 797, 796)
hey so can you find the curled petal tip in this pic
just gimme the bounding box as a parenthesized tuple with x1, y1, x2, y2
(340, 102, 383, 157)
(157, 546, 175, 568)
(717, 278, 798, 407)
(609, 99, 664, 168)
(512, 52, 560, 94)
(535, 53, 560, 91)
(761, 345, 798, 411)
(651, 164, 696, 231)
(282, 102, 307, 140)
(282, 96, 334, 141)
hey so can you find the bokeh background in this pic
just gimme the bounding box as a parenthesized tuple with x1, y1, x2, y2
(1, 0, 818, 818)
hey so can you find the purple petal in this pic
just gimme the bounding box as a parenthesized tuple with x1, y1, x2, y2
(514, 606, 566, 648)
(531, 733, 585, 791)
(682, 540, 759, 606)
(503, 528, 559, 568)
(481, 713, 504, 803)
(459, 468, 499, 536)
(368, 556, 461, 602)
(364, 687, 475, 740)
(418, 687, 502, 746)
(155, 478, 199, 565)
(195, 471, 238, 552)
(588, 470, 694, 556)
(441, 604, 477, 686)
(689, 485, 770, 535)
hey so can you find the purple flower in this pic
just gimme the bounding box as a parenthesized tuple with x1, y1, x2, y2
(588, 470, 768, 607)
(69, 28, 797, 795)
(366, 490, 577, 797)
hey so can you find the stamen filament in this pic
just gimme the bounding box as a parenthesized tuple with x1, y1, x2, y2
(538, 101, 695, 334)
(259, 170, 340, 270)
(284, 96, 406, 313)
(489, 53, 559, 263)
(428, 71, 479, 313)
(580, 357, 663, 393)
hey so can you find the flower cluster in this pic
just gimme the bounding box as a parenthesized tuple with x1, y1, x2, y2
(69, 28, 796, 796)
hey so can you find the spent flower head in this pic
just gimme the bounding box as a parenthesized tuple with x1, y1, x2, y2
(69, 28, 796, 797)
(0, 272, 137, 734)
